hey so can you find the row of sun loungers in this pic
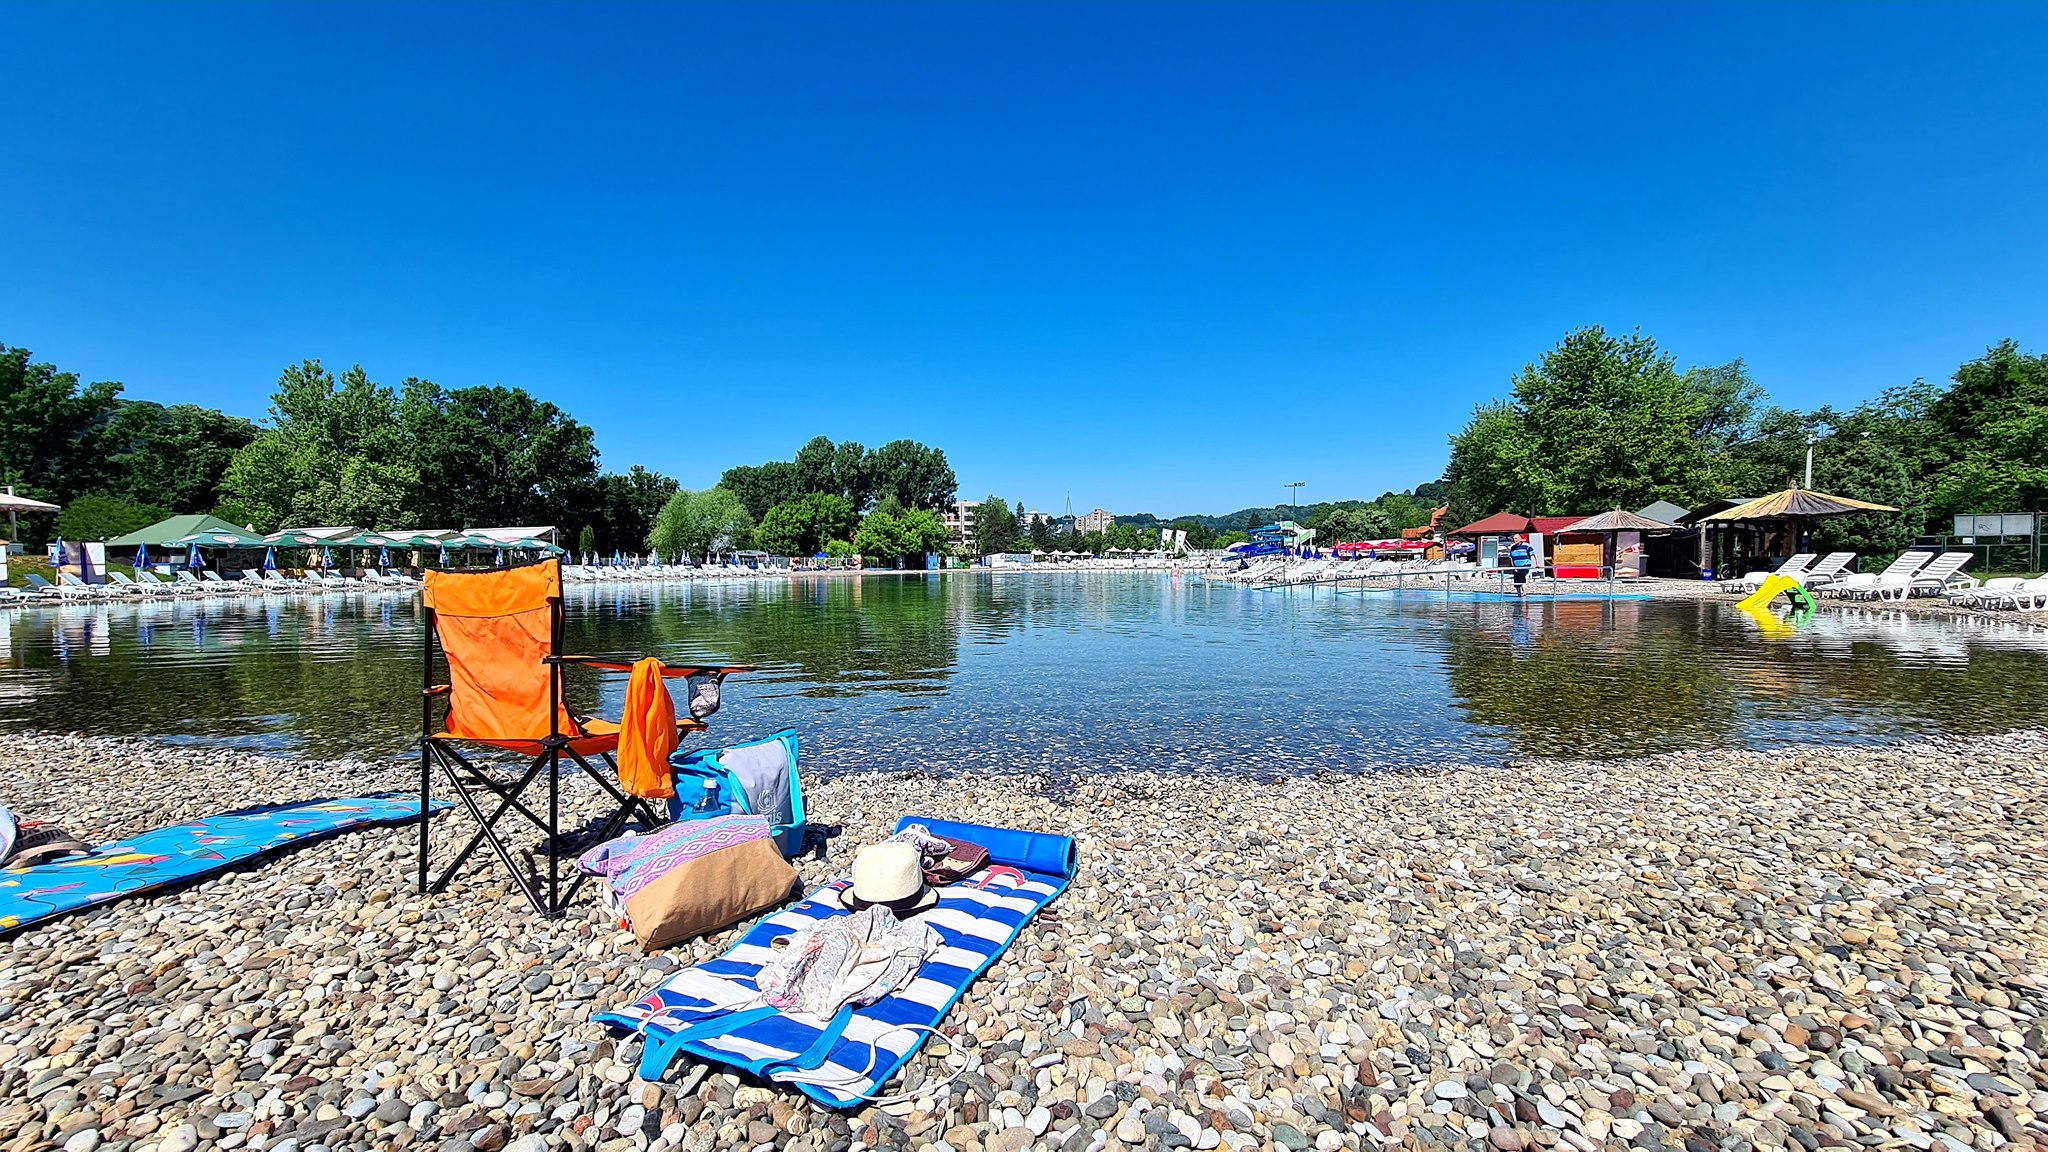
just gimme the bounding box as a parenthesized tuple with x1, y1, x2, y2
(563, 563, 778, 583)
(7, 568, 424, 604)
(1725, 549, 2046, 610)
(1948, 576, 2048, 611)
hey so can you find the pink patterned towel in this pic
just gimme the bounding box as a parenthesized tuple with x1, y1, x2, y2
(578, 815, 772, 903)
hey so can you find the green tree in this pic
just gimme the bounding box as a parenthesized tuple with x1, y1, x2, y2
(856, 506, 952, 568)
(899, 508, 949, 559)
(1927, 340, 2048, 516)
(1028, 515, 1055, 551)
(1375, 493, 1431, 533)
(54, 494, 171, 543)
(398, 379, 600, 531)
(719, 460, 802, 522)
(96, 401, 258, 513)
(1314, 504, 1390, 544)
(1445, 401, 1544, 520)
(221, 361, 417, 531)
(578, 524, 597, 558)
(1445, 327, 1755, 519)
(853, 508, 905, 564)
(970, 495, 1021, 555)
(0, 342, 123, 506)
(1164, 519, 1198, 550)
(1806, 385, 1942, 560)
(867, 439, 959, 511)
(755, 492, 857, 556)
(589, 465, 678, 554)
(649, 486, 755, 559)
(792, 436, 839, 499)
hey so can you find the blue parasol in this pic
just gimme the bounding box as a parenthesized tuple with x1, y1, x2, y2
(187, 542, 204, 569)
(437, 544, 449, 566)
(55, 537, 69, 566)
(495, 547, 505, 566)
(135, 542, 149, 570)
(262, 547, 277, 571)
(321, 546, 335, 569)
(378, 545, 390, 567)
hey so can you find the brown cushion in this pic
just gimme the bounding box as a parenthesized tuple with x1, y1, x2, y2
(623, 836, 797, 950)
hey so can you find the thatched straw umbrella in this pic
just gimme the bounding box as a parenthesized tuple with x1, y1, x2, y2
(1702, 487, 1898, 563)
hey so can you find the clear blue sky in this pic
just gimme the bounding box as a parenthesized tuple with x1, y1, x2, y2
(4, 2, 2043, 517)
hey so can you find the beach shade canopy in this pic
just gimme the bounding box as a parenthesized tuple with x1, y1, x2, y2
(168, 527, 270, 548)
(0, 487, 62, 515)
(1701, 487, 1899, 522)
(1557, 508, 1681, 534)
(110, 513, 254, 549)
(265, 529, 327, 547)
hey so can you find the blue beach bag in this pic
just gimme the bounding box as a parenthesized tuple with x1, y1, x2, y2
(670, 729, 807, 857)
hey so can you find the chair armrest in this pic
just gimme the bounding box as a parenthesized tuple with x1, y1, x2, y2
(550, 657, 753, 678)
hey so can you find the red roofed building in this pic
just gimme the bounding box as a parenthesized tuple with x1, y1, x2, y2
(1448, 512, 1536, 537)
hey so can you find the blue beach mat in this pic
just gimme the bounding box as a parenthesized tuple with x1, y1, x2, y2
(0, 793, 448, 934)
(598, 816, 1077, 1108)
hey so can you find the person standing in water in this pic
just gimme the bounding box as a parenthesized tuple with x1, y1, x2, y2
(1508, 534, 1535, 597)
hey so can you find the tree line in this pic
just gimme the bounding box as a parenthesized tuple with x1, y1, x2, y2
(0, 344, 960, 564)
(640, 436, 961, 566)
(1443, 328, 2046, 557)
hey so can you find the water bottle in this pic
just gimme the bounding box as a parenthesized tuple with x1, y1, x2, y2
(694, 779, 721, 814)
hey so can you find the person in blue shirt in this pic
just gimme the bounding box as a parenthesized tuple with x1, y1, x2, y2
(1507, 534, 1535, 597)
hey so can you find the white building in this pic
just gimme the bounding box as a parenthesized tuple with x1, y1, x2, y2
(942, 500, 982, 552)
(1075, 508, 1115, 535)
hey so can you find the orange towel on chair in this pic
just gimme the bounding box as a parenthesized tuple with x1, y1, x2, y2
(617, 658, 679, 799)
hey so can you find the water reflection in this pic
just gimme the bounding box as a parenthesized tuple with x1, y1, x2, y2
(0, 576, 2044, 773)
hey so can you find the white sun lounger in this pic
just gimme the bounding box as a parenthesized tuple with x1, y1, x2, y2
(1902, 551, 1975, 599)
(1821, 551, 1933, 600)
(1721, 554, 1816, 594)
(2012, 577, 2048, 612)
(1789, 552, 1857, 588)
(1953, 576, 2026, 609)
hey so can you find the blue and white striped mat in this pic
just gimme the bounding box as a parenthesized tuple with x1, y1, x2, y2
(597, 818, 1073, 1108)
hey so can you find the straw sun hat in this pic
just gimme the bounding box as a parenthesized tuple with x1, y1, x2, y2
(847, 842, 938, 915)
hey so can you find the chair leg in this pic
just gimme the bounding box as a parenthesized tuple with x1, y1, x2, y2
(430, 746, 552, 916)
(418, 739, 431, 895)
(548, 746, 561, 918)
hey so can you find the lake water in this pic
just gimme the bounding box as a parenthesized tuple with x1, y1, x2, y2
(3, 573, 2045, 775)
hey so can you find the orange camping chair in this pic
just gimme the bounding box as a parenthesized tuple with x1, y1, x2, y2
(417, 558, 749, 917)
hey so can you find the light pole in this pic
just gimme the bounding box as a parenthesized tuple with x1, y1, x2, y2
(1284, 482, 1304, 520)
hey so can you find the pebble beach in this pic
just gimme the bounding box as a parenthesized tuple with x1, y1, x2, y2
(4, 730, 2046, 1152)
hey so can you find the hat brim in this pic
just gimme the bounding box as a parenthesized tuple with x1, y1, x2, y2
(846, 885, 938, 916)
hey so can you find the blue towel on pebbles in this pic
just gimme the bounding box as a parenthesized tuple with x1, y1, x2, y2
(0, 793, 448, 935)
(597, 816, 1076, 1108)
